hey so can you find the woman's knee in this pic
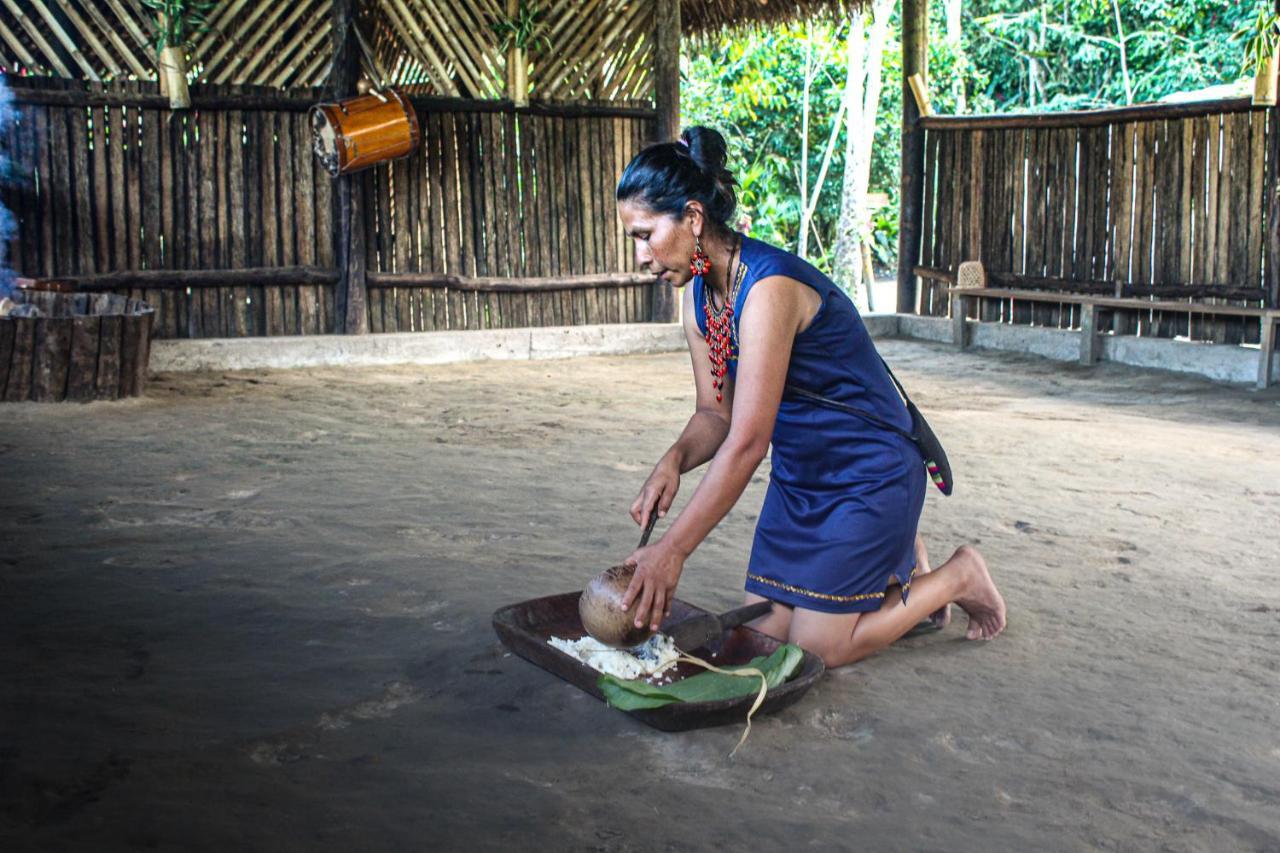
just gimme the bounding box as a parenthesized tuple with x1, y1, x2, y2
(786, 610, 863, 669)
(791, 636, 865, 669)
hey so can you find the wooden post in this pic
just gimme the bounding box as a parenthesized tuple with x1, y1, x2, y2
(1079, 302, 1101, 365)
(1269, 108, 1280, 309)
(950, 290, 969, 348)
(1259, 313, 1278, 388)
(654, 0, 680, 144)
(330, 0, 367, 334)
(1269, 0, 1280, 310)
(650, 0, 680, 323)
(897, 0, 928, 314)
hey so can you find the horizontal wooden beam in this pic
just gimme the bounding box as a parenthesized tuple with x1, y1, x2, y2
(921, 97, 1259, 131)
(951, 287, 1278, 319)
(31, 268, 662, 295)
(989, 271, 1268, 303)
(920, 267, 1269, 303)
(31, 266, 340, 291)
(411, 97, 658, 121)
(8, 85, 327, 111)
(7, 82, 658, 120)
(366, 271, 658, 292)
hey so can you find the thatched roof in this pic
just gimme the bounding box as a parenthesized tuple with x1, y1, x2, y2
(681, 0, 868, 35)
(0, 1, 870, 96)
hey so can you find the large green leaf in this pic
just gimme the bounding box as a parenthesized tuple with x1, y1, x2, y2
(597, 644, 805, 712)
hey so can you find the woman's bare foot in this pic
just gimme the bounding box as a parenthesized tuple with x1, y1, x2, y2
(949, 545, 1006, 640)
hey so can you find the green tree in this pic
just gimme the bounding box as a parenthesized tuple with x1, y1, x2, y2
(968, 0, 1261, 110)
(683, 24, 847, 262)
(681, 1, 1262, 280)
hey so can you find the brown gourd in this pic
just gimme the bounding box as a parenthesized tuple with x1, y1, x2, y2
(578, 564, 654, 648)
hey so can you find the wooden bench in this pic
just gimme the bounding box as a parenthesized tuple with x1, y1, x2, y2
(948, 286, 1280, 390)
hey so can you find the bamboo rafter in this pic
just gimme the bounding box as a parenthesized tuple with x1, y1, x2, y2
(363, 0, 653, 101)
(0, 0, 334, 88)
(540, 0, 653, 100)
(1, 0, 660, 101)
(189, 0, 334, 86)
(214, 3, 314, 86)
(0, 0, 152, 80)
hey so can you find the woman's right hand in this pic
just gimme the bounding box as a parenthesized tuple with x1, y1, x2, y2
(630, 456, 681, 530)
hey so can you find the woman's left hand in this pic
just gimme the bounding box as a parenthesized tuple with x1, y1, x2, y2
(619, 541, 687, 633)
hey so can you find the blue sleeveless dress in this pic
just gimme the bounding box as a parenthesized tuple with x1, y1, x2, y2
(694, 236, 926, 614)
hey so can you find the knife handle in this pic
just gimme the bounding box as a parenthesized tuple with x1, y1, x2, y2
(637, 511, 659, 548)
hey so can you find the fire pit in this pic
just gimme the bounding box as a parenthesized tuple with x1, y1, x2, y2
(0, 287, 155, 402)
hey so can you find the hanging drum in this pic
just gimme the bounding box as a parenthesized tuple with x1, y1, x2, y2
(310, 88, 421, 177)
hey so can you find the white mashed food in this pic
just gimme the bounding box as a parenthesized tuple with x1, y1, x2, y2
(548, 633, 680, 680)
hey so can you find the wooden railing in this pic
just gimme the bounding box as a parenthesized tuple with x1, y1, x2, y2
(915, 98, 1279, 345)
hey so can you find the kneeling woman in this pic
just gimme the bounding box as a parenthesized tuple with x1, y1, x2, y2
(616, 127, 1006, 668)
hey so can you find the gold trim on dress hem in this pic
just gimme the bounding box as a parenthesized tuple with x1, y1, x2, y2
(746, 566, 917, 603)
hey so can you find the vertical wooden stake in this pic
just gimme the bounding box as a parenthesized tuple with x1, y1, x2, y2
(1269, 0, 1280, 311)
(1258, 314, 1277, 388)
(897, 0, 928, 314)
(330, 0, 367, 334)
(951, 290, 969, 349)
(1079, 302, 1100, 365)
(650, 0, 681, 323)
(654, 0, 680, 144)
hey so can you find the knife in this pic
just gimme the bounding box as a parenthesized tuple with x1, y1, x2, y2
(663, 600, 774, 652)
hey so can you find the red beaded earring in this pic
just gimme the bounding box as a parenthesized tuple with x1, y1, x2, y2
(689, 238, 711, 277)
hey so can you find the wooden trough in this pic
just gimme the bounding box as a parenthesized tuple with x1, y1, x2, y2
(493, 592, 826, 732)
(0, 290, 155, 403)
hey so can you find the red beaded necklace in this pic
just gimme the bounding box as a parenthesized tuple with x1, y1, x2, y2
(701, 237, 743, 403)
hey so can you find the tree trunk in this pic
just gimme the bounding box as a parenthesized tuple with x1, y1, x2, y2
(832, 0, 892, 309)
(1109, 0, 1133, 105)
(945, 0, 966, 112)
(832, 14, 867, 302)
(1028, 6, 1043, 108)
(798, 26, 814, 258)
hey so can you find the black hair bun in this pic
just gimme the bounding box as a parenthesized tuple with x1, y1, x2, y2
(614, 126, 740, 230)
(680, 127, 727, 175)
(679, 127, 738, 228)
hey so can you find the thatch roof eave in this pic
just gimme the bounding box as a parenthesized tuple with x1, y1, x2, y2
(681, 0, 871, 36)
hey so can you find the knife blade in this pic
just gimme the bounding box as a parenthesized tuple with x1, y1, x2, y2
(664, 600, 773, 652)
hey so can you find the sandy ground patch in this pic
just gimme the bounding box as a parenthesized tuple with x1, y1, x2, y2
(1, 340, 1278, 851)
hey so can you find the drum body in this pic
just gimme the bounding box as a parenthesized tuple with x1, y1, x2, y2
(311, 88, 421, 177)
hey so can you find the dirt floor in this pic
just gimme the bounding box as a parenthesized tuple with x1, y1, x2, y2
(1, 339, 1279, 851)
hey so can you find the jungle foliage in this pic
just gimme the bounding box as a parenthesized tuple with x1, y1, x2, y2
(681, 1, 1269, 277)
